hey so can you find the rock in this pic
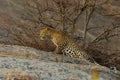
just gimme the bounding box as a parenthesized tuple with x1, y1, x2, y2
(0, 0, 120, 72)
(0, 44, 119, 80)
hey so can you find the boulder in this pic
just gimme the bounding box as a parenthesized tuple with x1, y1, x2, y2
(0, 44, 119, 80)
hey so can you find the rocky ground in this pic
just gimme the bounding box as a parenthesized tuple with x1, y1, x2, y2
(0, 44, 120, 80)
(0, 0, 120, 80)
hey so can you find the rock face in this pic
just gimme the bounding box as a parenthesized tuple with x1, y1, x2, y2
(0, 0, 120, 71)
(0, 44, 120, 80)
(0, 0, 120, 79)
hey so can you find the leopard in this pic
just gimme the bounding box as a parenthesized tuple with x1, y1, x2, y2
(40, 27, 98, 64)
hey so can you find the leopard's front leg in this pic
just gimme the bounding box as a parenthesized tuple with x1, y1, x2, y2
(61, 50, 66, 63)
(54, 46, 61, 54)
(54, 46, 61, 62)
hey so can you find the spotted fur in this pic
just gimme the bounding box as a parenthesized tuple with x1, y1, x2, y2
(40, 27, 97, 64)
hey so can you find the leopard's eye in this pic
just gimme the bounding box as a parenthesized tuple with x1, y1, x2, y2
(40, 35, 46, 40)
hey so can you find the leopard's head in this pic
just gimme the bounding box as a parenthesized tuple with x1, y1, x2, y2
(40, 27, 52, 40)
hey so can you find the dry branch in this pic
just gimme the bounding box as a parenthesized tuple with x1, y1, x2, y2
(92, 25, 120, 43)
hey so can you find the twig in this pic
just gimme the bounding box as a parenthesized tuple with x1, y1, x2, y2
(92, 26, 119, 43)
(83, 0, 96, 46)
